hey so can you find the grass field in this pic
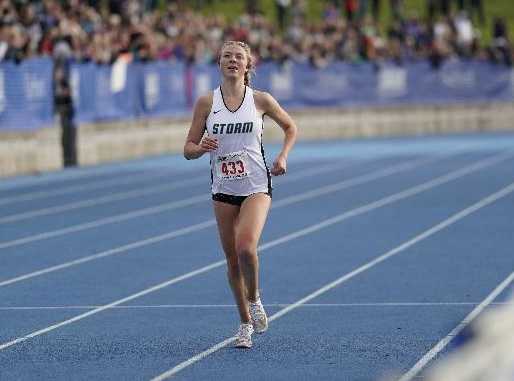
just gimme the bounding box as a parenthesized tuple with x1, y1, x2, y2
(190, 0, 514, 46)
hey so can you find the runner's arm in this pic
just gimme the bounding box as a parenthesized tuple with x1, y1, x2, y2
(184, 94, 217, 160)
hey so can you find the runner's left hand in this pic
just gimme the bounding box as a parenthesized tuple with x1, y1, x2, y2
(271, 155, 287, 176)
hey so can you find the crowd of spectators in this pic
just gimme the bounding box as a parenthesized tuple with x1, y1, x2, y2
(0, 0, 511, 68)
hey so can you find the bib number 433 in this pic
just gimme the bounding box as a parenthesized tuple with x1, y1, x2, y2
(221, 160, 245, 176)
(217, 150, 249, 181)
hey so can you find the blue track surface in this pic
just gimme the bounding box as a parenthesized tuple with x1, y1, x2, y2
(1, 132, 514, 380)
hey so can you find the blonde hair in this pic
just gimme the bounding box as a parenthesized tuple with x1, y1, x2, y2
(220, 41, 255, 86)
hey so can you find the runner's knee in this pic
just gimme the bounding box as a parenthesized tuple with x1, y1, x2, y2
(236, 240, 257, 263)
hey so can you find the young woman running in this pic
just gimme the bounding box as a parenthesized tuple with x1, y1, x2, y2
(183, 41, 297, 348)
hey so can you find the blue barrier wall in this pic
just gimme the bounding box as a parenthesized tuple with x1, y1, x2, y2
(0, 58, 53, 130)
(0, 58, 512, 130)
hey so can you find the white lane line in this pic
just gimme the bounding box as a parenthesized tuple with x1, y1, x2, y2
(0, 156, 325, 194)
(150, 181, 514, 381)
(0, 160, 353, 222)
(0, 166, 173, 192)
(0, 177, 207, 224)
(0, 155, 455, 286)
(0, 261, 225, 351)
(0, 220, 216, 287)
(0, 155, 436, 250)
(0, 169, 204, 206)
(398, 271, 514, 381)
(273, 159, 427, 208)
(0, 302, 510, 311)
(0, 158, 512, 351)
(0, 194, 208, 250)
(0, 153, 505, 288)
(0, 159, 342, 207)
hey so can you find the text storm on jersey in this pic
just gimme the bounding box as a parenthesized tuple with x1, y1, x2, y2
(212, 122, 253, 134)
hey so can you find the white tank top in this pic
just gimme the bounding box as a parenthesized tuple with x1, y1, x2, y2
(205, 86, 271, 196)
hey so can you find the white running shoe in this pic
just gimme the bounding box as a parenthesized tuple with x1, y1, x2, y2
(234, 323, 254, 348)
(249, 298, 268, 334)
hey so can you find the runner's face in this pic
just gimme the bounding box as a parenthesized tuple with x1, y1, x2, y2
(220, 45, 248, 80)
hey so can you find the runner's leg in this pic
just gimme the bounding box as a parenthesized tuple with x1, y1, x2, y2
(213, 201, 251, 323)
(236, 193, 271, 302)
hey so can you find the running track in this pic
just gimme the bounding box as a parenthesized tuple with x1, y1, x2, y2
(1, 132, 513, 380)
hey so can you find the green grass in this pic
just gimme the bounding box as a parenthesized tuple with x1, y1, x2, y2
(383, 0, 514, 44)
(477, 1, 514, 42)
(168, 0, 514, 45)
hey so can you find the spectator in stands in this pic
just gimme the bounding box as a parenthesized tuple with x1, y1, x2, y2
(323, 2, 340, 23)
(387, 19, 405, 63)
(490, 17, 512, 66)
(358, 0, 369, 21)
(427, 0, 438, 23)
(344, 0, 358, 22)
(361, 15, 381, 60)
(470, 0, 485, 26)
(371, 0, 380, 21)
(0, 0, 505, 70)
(390, 0, 403, 21)
(457, 0, 484, 26)
(439, 0, 452, 17)
(454, 10, 474, 57)
(427, 15, 455, 68)
(245, 0, 261, 15)
(338, 25, 362, 62)
(309, 42, 331, 68)
(0, 24, 8, 60)
(275, 0, 291, 31)
(3, 24, 28, 63)
(290, 0, 307, 22)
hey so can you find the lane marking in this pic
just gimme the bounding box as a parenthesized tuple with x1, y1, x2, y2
(0, 167, 172, 193)
(0, 160, 353, 223)
(0, 195, 207, 250)
(0, 159, 343, 207)
(150, 181, 514, 380)
(0, 169, 205, 207)
(0, 178, 207, 224)
(0, 155, 434, 250)
(0, 152, 507, 289)
(398, 271, 514, 381)
(0, 156, 210, 192)
(0, 158, 512, 351)
(0, 220, 216, 287)
(0, 302, 510, 311)
(0, 154, 465, 286)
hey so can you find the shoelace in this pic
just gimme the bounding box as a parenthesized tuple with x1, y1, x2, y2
(250, 301, 265, 319)
(237, 324, 253, 338)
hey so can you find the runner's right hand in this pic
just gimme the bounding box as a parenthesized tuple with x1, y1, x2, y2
(200, 136, 218, 152)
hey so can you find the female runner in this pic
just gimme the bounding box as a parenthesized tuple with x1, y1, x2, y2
(184, 40, 297, 348)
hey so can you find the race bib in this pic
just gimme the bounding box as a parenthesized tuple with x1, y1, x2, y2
(216, 150, 249, 181)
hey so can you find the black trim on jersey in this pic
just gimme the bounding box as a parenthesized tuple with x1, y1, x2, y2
(219, 86, 246, 113)
(209, 158, 213, 185)
(260, 114, 272, 194)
